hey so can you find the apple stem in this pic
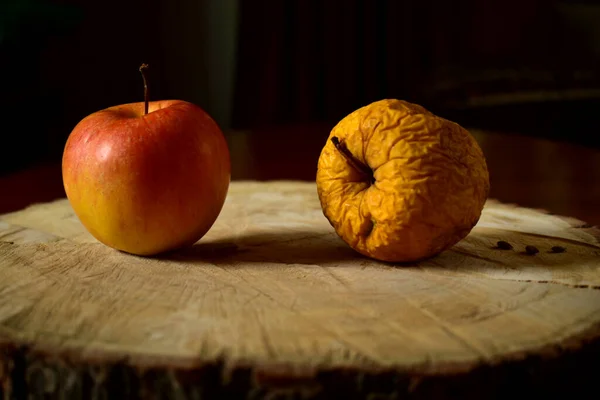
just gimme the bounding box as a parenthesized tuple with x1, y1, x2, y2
(330, 136, 374, 183)
(139, 63, 150, 115)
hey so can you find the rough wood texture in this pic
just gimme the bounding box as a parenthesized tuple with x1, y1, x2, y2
(1, 181, 599, 399)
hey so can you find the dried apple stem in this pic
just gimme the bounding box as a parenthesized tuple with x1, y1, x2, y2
(139, 63, 150, 115)
(331, 136, 374, 183)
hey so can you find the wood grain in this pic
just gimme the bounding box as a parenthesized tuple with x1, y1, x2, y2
(1, 181, 599, 399)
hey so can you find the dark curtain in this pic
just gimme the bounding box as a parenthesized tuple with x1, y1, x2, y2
(231, 0, 599, 135)
(231, 0, 438, 128)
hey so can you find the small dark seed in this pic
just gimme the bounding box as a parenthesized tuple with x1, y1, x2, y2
(525, 245, 539, 255)
(550, 246, 566, 253)
(496, 240, 513, 250)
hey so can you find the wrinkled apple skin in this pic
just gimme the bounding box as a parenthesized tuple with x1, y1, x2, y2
(316, 99, 490, 263)
(62, 100, 231, 256)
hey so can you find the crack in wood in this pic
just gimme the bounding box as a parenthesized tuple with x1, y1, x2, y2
(486, 228, 600, 251)
(512, 279, 600, 290)
(0, 227, 26, 241)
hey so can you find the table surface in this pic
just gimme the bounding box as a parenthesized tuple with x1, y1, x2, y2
(1, 123, 599, 226)
(2, 181, 600, 399)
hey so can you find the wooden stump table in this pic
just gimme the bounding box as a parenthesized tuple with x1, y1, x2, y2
(1, 181, 599, 399)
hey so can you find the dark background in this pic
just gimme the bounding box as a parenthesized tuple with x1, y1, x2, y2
(1, 0, 599, 177)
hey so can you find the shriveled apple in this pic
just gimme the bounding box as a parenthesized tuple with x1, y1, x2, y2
(62, 64, 230, 256)
(316, 99, 490, 263)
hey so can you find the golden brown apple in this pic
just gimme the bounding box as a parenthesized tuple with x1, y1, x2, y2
(316, 99, 490, 262)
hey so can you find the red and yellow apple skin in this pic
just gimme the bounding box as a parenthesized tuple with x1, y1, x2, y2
(62, 100, 231, 256)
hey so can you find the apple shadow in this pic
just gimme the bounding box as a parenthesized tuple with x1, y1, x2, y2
(159, 230, 366, 266)
(155, 226, 598, 276)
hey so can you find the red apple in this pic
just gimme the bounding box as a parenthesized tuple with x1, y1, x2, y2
(62, 65, 230, 256)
